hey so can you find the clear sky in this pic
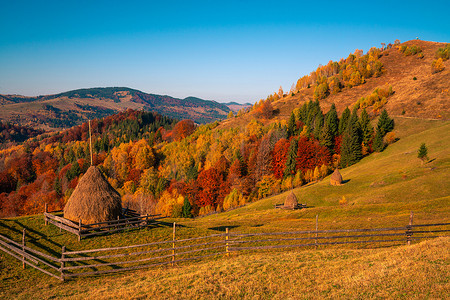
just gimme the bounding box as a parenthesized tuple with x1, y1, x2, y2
(0, 0, 449, 103)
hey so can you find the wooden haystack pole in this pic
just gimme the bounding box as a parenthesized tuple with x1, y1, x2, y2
(284, 192, 299, 209)
(330, 168, 343, 186)
(64, 166, 122, 224)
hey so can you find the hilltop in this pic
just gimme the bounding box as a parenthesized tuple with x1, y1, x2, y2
(219, 40, 450, 130)
(0, 87, 249, 130)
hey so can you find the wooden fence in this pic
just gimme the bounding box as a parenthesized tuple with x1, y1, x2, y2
(1, 219, 448, 281)
(44, 208, 161, 241)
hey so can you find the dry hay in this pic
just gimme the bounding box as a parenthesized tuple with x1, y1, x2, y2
(330, 169, 343, 186)
(284, 192, 299, 209)
(64, 166, 122, 224)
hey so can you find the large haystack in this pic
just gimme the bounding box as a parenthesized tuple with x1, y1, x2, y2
(330, 168, 343, 186)
(64, 166, 122, 224)
(284, 192, 299, 209)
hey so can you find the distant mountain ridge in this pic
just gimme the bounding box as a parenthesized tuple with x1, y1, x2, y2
(0, 87, 249, 130)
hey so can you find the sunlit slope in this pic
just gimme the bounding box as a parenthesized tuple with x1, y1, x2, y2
(185, 118, 450, 231)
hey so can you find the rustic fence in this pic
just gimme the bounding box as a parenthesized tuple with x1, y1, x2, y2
(1, 218, 448, 281)
(43, 205, 161, 241)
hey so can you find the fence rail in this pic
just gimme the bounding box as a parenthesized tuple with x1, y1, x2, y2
(1, 218, 449, 281)
(43, 211, 161, 241)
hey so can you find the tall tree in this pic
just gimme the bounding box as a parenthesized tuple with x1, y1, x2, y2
(338, 107, 351, 135)
(182, 196, 193, 218)
(284, 138, 298, 177)
(359, 108, 374, 148)
(287, 112, 296, 138)
(340, 109, 362, 167)
(377, 109, 394, 136)
(320, 121, 334, 152)
(325, 103, 339, 138)
(313, 111, 324, 139)
(372, 128, 384, 152)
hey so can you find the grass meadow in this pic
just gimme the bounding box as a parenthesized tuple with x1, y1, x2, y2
(1, 118, 449, 299)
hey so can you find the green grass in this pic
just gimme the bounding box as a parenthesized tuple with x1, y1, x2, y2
(1, 118, 449, 298)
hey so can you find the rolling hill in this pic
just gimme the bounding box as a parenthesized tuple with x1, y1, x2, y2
(0, 117, 448, 299)
(219, 40, 450, 130)
(0, 87, 249, 130)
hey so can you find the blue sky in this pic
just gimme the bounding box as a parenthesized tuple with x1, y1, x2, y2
(0, 1, 449, 103)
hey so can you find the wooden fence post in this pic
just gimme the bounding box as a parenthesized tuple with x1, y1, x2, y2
(44, 204, 48, 226)
(78, 219, 82, 242)
(315, 214, 318, 246)
(226, 227, 229, 257)
(407, 211, 414, 245)
(60, 246, 65, 281)
(172, 222, 176, 266)
(22, 228, 26, 269)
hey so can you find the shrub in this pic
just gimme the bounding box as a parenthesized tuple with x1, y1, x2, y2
(431, 58, 445, 73)
(435, 44, 450, 61)
(413, 77, 417, 80)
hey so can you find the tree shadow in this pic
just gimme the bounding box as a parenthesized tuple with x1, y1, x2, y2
(208, 225, 240, 232)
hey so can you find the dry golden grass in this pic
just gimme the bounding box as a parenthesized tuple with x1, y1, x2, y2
(1, 237, 448, 299)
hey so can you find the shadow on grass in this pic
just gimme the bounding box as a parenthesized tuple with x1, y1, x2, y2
(208, 225, 240, 232)
(342, 179, 351, 184)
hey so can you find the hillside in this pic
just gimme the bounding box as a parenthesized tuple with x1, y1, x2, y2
(219, 40, 450, 130)
(0, 117, 448, 299)
(0, 87, 248, 130)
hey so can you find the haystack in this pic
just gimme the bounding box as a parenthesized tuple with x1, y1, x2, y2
(330, 168, 343, 186)
(284, 192, 299, 209)
(64, 166, 122, 224)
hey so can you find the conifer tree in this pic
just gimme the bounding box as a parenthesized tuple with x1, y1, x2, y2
(54, 176, 62, 196)
(377, 109, 394, 136)
(340, 110, 362, 167)
(182, 196, 193, 218)
(325, 103, 339, 138)
(338, 107, 351, 135)
(313, 111, 324, 139)
(417, 143, 428, 162)
(320, 121, 334, 152)
(373, 128, 384, 152)
(287, 111, 296, 137)
(359, 108, 374, 147)
(284, 138, 298, 177)
(298, 102, 308, 123)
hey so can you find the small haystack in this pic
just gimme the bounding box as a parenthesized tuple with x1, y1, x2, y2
(64, 166, 122, 224)
(330, 168, 343, 186)
(284, 192, 299, 209)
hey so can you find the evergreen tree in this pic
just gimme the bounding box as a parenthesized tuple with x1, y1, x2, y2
(186, 158, 198, 181)
(372, 128, 385, 152)
(313, 111, 324, 139)
(287, 111, 296, 137)
(359, 108, 374, 147)
(338, 107, 351, 135)
(320, 121, 334, 152)
(66, 161, 81, 181)
(54, 176, 62, 196)
(325, 103, 339, 138)
(417, 143, 428, 162)
(377, 109, 394, 136)
(284, 138, 298, 177)
(182, 196, 193, 218)
(340, 111, 362, 167)
(298, 102, 308, 123)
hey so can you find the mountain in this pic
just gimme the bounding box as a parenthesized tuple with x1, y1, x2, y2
(0, 87, 233, 130)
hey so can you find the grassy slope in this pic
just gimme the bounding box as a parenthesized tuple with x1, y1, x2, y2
(1, 118, 449, 299)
